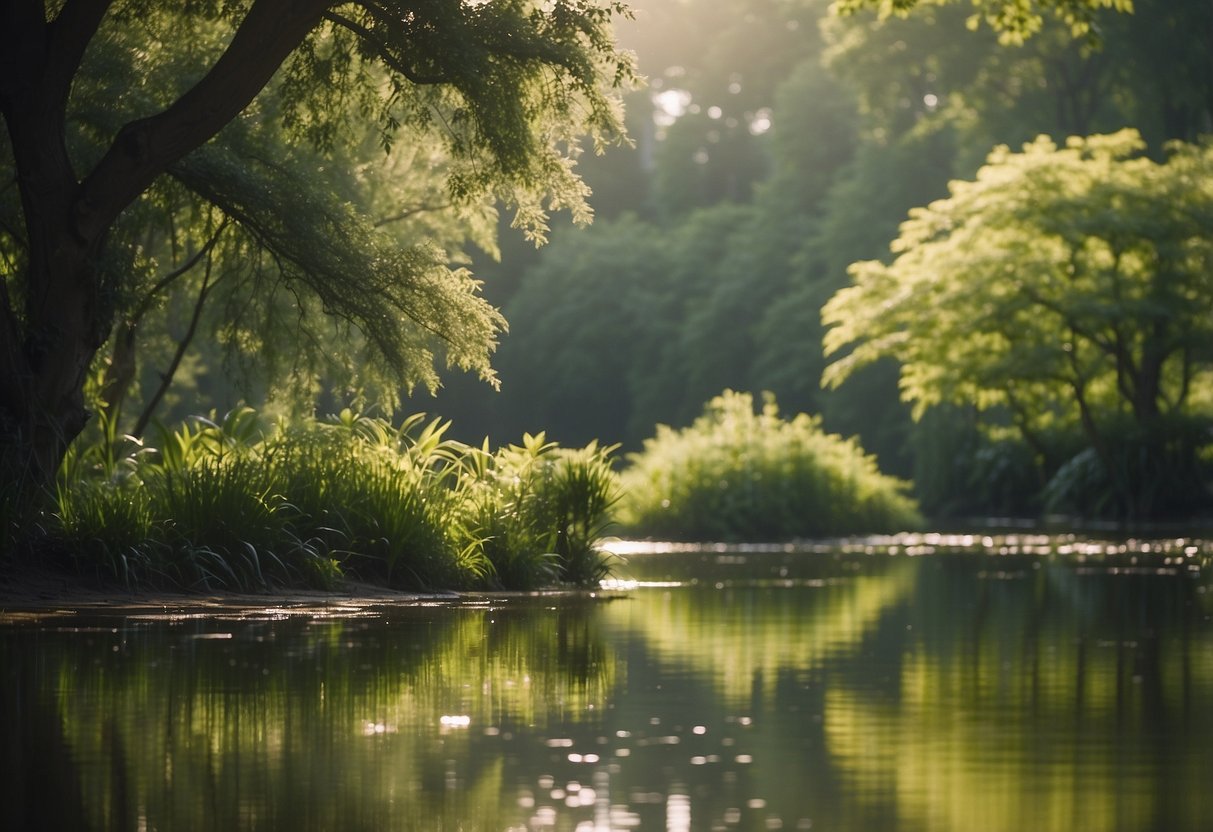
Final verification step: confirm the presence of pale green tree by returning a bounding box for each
[823,130,1213,517]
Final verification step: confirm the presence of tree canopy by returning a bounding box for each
[0,0,633,487]
[823,130,1213,517]
[833,0,1134,43]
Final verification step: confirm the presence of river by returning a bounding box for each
[2,533,1211,830]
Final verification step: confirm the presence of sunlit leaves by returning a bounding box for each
[287,0,637,240]
[618,390,919,540]
[831,0,1133,44]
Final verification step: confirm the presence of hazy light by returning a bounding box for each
[654,88,692,127]
[923,93,939,110]
[667,793,691,832]
[707,105,723,120]
[749,107,773,135]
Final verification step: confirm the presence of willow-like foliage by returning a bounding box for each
[0,0,635,492]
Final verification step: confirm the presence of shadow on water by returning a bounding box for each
[2,535,1213,830]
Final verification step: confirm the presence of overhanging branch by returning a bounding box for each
[76,0,331,244]
[322,9,450,85]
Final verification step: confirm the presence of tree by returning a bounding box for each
[823,130,1213,518]
[86,86,502,437]
[833,0,1133,44]
[495,213,672,449]
[0,0,632,497]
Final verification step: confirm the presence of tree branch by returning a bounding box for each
[0,1,47,107]
[132,253,220,438]
[374,201,453,227]
[128,219,230,326]
[75,0,331,244]
[321,9,450,85]
[44,0,114,107]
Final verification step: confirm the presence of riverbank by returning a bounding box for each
[0,562,454,615]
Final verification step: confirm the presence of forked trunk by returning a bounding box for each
[0,0,331,508]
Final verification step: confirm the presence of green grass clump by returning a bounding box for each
[617,390,920,541]
[461,434,619,589]
[268,411,483,590]
[47,408,619,592]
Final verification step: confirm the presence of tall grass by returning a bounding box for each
[269,411,481,590]
[47,408,620,592]
[460,434,619,589]
[617,390,921,541]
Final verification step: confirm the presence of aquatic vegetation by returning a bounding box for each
[47,408,619,591]
[617,390,921,540]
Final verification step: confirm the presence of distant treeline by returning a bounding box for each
[431,0,1213,522]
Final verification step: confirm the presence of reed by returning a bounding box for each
[268,412,484,589]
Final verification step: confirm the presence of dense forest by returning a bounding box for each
[425,0,1213,521]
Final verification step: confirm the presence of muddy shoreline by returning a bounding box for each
[0,563,622,621]
[0,563,466,616]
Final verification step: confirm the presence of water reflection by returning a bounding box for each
[2,540,1212,830]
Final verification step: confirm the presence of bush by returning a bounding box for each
[47,408,619,592]
[618,390,920,541]
[1042,418,1213,520]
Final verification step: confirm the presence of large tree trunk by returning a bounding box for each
[0,2,111,496]
[0,239,106,495]
[0,0,330,502]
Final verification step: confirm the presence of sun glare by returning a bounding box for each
[654,88,693,127]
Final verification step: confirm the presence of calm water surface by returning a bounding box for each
[3,535,1213,831]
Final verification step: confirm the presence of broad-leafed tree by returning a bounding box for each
[823,130,1213,517]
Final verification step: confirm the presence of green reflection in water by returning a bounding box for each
[2,603,615,831]
[600,559,916,704]
[3,544,1213,831]
[820,558,1213,831]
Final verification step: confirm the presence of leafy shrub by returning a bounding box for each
[1042,418,1213,520]
[618,390,920,541]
